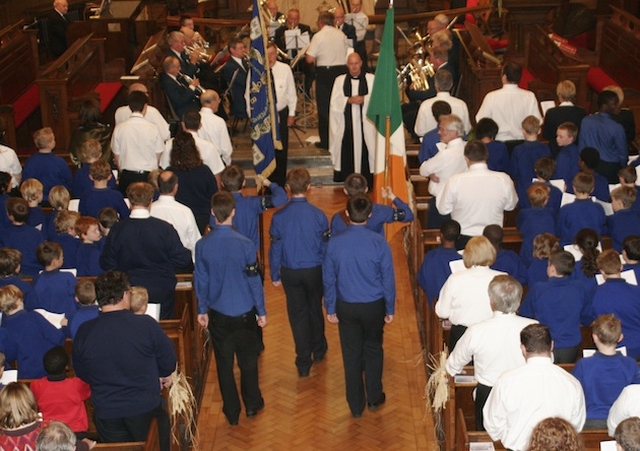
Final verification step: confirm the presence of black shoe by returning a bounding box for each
[246,401,265,418]
[352,412,362,419]
[367,393,386,411]
[298,368,310,377]
[227,417,239,425]
[313,354,325,363]
[314,142,327,149]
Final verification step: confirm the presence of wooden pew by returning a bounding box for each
[422,227,524,255]
[92,418,158,451]
[0,21,41,151]
[36,33,124,153]
[525,25,590,108]
[160,303,194,387]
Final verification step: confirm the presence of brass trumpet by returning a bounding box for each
[258,0,286,26]
[179,72,205,95]
[185,43,212,64]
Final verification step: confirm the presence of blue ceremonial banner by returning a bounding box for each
[249,0,280,184]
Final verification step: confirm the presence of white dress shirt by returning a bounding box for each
[161,130,224,175]
[111,113,163,172]
[307,26,349,67]
[346,11,369,42]
[114,105,171,142]
[446,312,538,386]
[435,266,506,327]
[198,107,233,165]
[607,384,640,436]
[414,92,472,137]
[436,163,518,236]
[475,84,541,141]
[272,60,297,115]
[419,137,467,198]
[150,195,201,259]
[0,144,22,187]
[483,356,586,451]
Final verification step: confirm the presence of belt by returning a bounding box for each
[122,169,151,174]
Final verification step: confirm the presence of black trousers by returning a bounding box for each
[94,403,171,451]
[269,107,289,187]
[427,197,451,229]
[119,169,150,196]
[336,299,386,416]
[449,324,468,352]
[597,160,623,184]
[475,383,493,431]
[553,345,580,364]
[208,308,263,423]
[280,266,327,372]
[315,65,347,147]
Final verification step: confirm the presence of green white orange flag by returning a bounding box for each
[366,4,410,240]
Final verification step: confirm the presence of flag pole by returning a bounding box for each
[384,115,391,206]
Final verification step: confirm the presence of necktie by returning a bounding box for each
[270,69,278,106]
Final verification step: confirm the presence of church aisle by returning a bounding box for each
[196,186,434,450]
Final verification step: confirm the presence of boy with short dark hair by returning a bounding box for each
[556,172,607,245]
[97,207,118,236]
[72,139,116,198]
[51,210,81,270]
[524,157,563,215]
[622,235,640,283]
[516,183,556,266]
[74,216,104,277]
[608,186,640,252]
[79,160,129,219]
[0,197,44,276]
[483,224,527,285]
[20,178,45,232]
[519,250,591,363]
[417,219,463,307]
[569,147,610,202]
[22,127,72,199]
[30,346,91,436]
[269,168,329,377]
[33,242,78,321]
[572,314,640,429]
[509,116,551,207]
[0,247,39,310]
[553,122,580,189]
[0,284,65,378]
[591,249,640,359]
[475,117,509,174]
[330,173,414,236]
[68,280,99,340]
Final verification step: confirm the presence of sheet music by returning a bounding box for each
[285,30,309,50]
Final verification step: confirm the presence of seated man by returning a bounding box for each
[483,324,586,451]
[159,56,201,119]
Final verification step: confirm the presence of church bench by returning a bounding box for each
[92,418,158,451]
[422,227,523,255]
[36,33,124,153]
[0,21,41,152]
[160,303,194,387]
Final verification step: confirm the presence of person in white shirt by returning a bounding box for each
[419,114,467,228]
[266,42,297,186]
[483,323,586,451]
[435,236,506,350]
[608,385,640,436]
[198,90,232,166]
[346,0,369,67]
[414,70,470,138]
[475,61,541,145]
[306,11,349,149]
[0,142,21,188]
[114,83,171,143]
[150,170,201,262]
[446,274,538,430]
[436,140,518,242]
[111,91,164,195]
[161,111,224,187]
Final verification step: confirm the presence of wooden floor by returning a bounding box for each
[195,186,435,450]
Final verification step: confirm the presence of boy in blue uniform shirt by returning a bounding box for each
[0,197,44,276]
[0,284,65,379]
[476,118,509,174]
[269,168,329,377]
[483,224,527,285]
[0,172,11,230]
[79,160,129,220]
[0,248,39,310]
[567,147,610,202]
[418,101,451,164]
[33,241,78,321]
[324,194,395,418]
[518,157,562,215]
[608,186,640,252]
[618,165,640,212]
[195,191,266,425]
[51,210,81,270]
[44,186,71,240]
[519,250,591,363]
[72,139,116,199]
[509,116,551,208]
[572,314,640,429]
[517,183,556,266]
[68,279,99,340]
[622,236,640,282]
[417,220,462,307]
[20,179,46,232]
[330,173,414,236]
[557,173,607,246]
[553,122,580,189]
[22,127,72,200]
[74,216,104,277]
[591,249,640,359]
